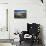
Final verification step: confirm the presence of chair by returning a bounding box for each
[19,23,40,46]
[27,23,40,43]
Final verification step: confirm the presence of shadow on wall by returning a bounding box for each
[40,25,45,46]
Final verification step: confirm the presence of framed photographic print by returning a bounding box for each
[14,10,26,18]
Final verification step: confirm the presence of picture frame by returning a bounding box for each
[14,10,27,18]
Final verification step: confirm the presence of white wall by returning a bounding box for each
[0,4,9,39]
[8,0,46,46]
[0,0,13,46]
[0,0,46,46]
[0,0,8,3]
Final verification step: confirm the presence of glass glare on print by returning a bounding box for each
[14,10,26,18]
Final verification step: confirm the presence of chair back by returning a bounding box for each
[27,23,40,36]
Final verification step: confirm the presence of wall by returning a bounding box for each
[0,4,9,39]
[0,0,8,3]
[9,0,46,44]
[8,0,43,36]
[8,0,46,45]
[0,0,13,46]
[0,0,46,46]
